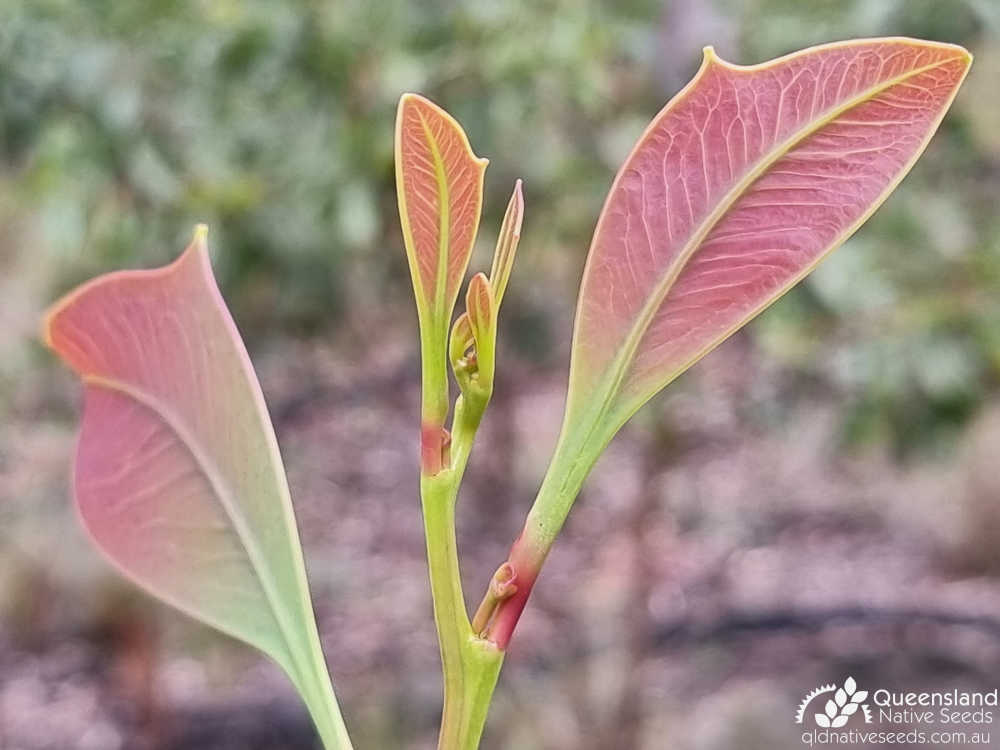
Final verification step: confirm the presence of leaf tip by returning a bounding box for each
[901,37,974,70]
[906,37,974,65]
[39,301,59,351]
[699,45,738,75]
[40,276,88,356]
[188,222,210,257]
[508,179,525,241]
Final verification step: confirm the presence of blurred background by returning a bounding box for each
[2,0,999,748]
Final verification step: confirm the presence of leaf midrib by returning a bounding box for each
[417,110,452,326]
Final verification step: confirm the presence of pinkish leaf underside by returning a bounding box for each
[76,386,280,631]
[571,40,970,419]
[45,243,315,662]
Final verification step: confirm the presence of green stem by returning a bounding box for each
[420,360,504,749]
[421,468,504,749]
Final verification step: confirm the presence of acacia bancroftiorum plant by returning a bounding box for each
[43,38,971,749]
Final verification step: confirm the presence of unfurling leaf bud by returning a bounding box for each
[465,272,497,391]
[488,180,523,309]
[449,312,475,393]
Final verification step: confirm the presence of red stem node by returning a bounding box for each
[484,531,545,649]
[421,423,450,476]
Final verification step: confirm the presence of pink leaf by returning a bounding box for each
[567,38,971,433]
[395,93,489,473]
[43,227,351,747]
[395,93,488,327]
[487,38,971,651]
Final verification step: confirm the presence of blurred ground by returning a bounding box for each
[3,1,1000,749]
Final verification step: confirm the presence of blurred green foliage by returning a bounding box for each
[2,0,998,454]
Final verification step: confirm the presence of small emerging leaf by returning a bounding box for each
[43,227,352,749]
[466,272,497,389]
[449,312,476,398]
[396,93,489,473]
[488,179,524,308]
[450,312,475,368]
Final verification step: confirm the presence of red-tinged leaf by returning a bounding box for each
[396,93,488,330]
[567,38,971,435]
[486,38,971,651]
[43,227,352,749]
